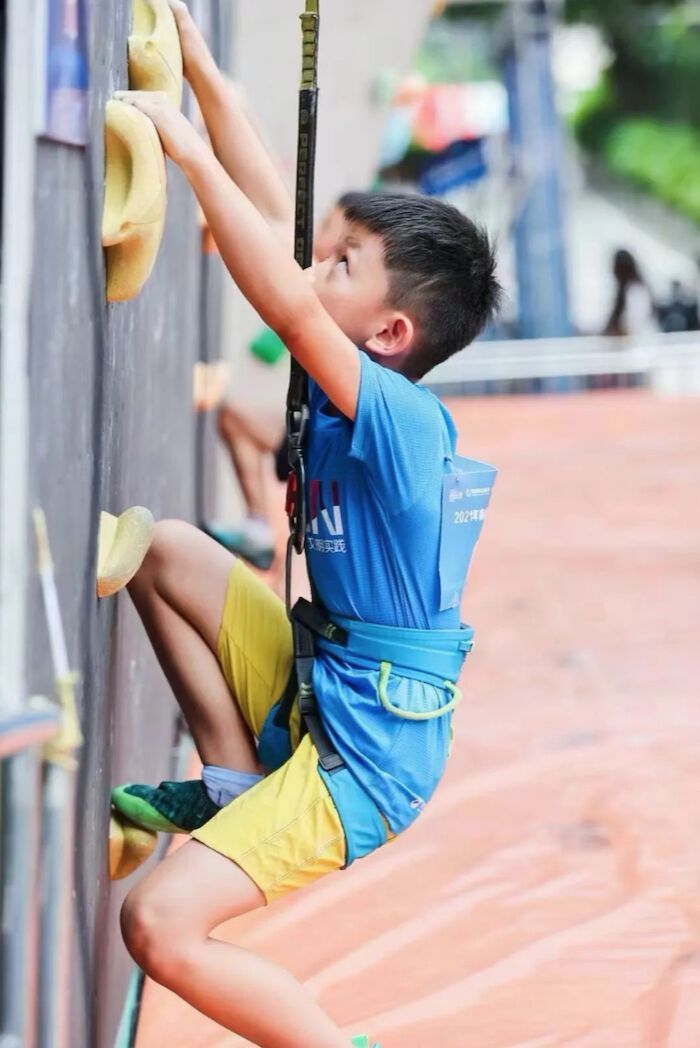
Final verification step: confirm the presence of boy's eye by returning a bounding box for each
[337,255,348,271]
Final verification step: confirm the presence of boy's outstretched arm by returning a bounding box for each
[119,92,360,420]
[168,0,294,247]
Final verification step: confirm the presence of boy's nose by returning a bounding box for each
[304,265,316,286]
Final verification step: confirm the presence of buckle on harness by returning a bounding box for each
[285,457,307,554]
[318,750,345,773]
[297,685,315,718]
[292,598,348,647]
[285,403,310,556]
[298,683,344,773]
[285,469,298,520]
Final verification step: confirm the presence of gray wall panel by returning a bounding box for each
[24,3,226,1043]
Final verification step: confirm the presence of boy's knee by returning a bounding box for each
[121,888,188,983]
[130,519,198,591]
[135,521,193,586]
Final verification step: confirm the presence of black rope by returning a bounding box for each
[285,1,320,615]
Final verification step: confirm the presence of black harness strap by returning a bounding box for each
[292,597,348,646]
[280,2,344,775]
[274,600,345,774]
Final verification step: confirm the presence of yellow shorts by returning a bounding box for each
[191,560,388,902]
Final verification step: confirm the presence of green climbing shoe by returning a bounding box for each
[111,779,220,834]
[350,1037,381,1048]
[200,521,275,571]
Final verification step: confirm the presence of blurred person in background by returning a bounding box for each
[598,248,659,389]
[603,248,659,339]
[204,192,366,570]
[658,278,698,334]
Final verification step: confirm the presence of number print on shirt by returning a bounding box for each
[454,508,486,524]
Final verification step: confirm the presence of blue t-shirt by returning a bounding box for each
[305,353,460,833]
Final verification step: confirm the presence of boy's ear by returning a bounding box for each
[364,313,414,358]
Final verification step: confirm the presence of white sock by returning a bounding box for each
[201,765,263,807]
[241,515,274,546]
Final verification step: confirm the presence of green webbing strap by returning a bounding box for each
[377,662,463,721]
[300,1,320,91]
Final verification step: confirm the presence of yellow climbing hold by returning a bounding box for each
[96,506,155,598]
[109,811,158,880]
[129,0,184,106]
[193,360,231,412]
[102,99,167,302]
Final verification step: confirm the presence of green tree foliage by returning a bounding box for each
[566,0,678,35]
[566,0,700,125]
[567,0,700,222]
[604,117,700,223]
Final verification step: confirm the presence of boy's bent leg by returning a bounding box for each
[217,400,284,518]
[121,839,347,1048]
[127,520,260,773]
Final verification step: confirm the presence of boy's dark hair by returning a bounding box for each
[342,192,501,379]
[336,190,367,210]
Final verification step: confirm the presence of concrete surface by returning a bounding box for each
[136,389,700,1047]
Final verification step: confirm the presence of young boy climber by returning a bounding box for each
[111,3,501,1046]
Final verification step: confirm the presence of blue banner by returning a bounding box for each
[43,0,89,146]
[419,139,487,197]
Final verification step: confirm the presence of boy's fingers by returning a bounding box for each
[168,0,190,21]
[114,90,168,106]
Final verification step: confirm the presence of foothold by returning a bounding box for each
[109,811,158,880]
[250,327,287,367]
[97,506,155,598]
[129,0,184,106]
[193,360,231,412]
[102,99,167,302]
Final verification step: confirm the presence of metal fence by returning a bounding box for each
[426,332,700,395]
[0,706,66,1048]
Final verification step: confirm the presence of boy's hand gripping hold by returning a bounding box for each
[113,90,203,168]
[167,0,219,89]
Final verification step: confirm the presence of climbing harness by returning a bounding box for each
[273,599,476,772]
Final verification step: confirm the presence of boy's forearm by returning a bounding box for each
[181,142,310,337]
[189,67,294,242]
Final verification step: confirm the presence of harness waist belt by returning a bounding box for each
[306,606,474,686]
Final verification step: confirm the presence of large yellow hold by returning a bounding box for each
[129,0,184,106]
[102,100,167,302]
[96,506,155,598]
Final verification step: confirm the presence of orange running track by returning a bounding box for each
[136,391,700,1047]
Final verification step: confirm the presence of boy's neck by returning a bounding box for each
[363,346,417,382]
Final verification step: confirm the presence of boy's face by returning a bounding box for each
[309,217,392,350]
[313,204,347,262]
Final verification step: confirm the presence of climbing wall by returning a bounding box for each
[23,3,230,1044]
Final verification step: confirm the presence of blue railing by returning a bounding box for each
[0,706,66,1047]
